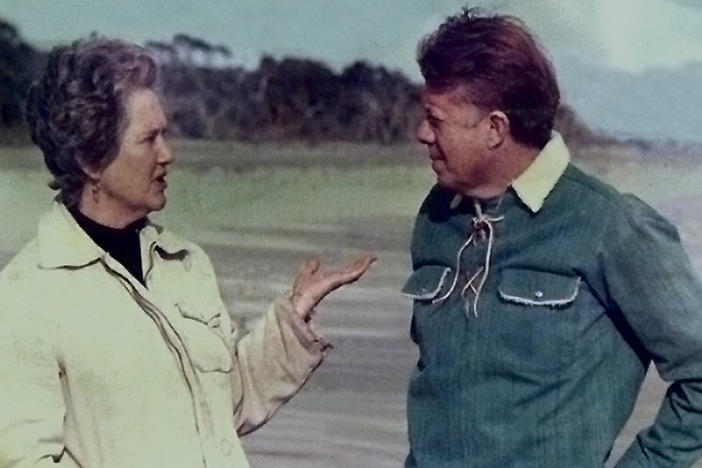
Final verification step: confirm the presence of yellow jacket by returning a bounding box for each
[0,202,330,467]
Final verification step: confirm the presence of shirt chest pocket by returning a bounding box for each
[402,265,454,302]
[490,268,582,373]
[402,265,465,347]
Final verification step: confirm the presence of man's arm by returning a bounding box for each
[596,196,702,467]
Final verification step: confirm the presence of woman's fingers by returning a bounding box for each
[291,254,376,320]
[297,256,320,276]
[327,255,376,288]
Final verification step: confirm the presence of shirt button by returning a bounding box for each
[220,438,233,456]
[534,290,544,298]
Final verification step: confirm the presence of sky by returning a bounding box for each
[1,0,701,141]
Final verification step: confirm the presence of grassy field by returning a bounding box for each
[2,141,702,467]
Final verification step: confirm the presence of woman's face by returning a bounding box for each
[89,87,173,226]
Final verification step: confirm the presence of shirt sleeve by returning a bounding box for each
[595,196,702,468]
[0,287,76,467]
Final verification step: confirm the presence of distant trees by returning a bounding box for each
[154,43,423,143]
[0,19,600,148]
[554,104,611,147]
[147,33,232,68]
[0,19,43,130]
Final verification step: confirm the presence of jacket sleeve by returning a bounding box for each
[190,247,330,435]
[0,287,77,467]
[229,296,331,435]
[594,196,702,468]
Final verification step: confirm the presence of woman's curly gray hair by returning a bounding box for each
[25,37,158,206]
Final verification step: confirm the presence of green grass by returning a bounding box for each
[161,164,433,234]
[0,143,434,254]
[2,141,701,255]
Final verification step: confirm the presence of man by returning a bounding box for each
[403,7,702,468]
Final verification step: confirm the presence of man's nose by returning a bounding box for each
[416,120,435,145]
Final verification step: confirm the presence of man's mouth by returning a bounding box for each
[428,150,443,162]
[431,159,445,173]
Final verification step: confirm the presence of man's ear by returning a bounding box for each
[486,111,510,149]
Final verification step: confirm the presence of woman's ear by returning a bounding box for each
[486,111,510,149]
[78,157,102,182]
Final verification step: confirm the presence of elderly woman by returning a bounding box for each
[0,38,373,467]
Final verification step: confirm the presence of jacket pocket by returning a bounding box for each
[491,268,582,372]
[402,265,454,302]
[176,300,233,373]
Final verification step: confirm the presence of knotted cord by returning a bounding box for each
[432,199,503,317]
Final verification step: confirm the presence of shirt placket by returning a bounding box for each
[433,199,504,318]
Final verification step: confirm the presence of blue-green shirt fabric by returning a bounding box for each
[404,164,702,467]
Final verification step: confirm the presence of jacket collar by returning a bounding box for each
[510,132,570,213]
[37,202,189,269]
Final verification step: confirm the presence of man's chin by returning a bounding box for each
[435,175,459,191]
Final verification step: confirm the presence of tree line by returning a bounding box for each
[0,20,602,147]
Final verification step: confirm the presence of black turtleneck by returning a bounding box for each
[70,208,147,286]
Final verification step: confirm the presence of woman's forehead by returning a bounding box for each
[124,88,167,131]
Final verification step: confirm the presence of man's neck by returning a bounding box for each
[464,143,541,200]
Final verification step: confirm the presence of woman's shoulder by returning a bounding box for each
[0,238,54,321]
[0,238,41,287]
[144,223,209,260]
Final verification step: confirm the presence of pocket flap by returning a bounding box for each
[402,265,453,301]
[175,297,222,326]
[498,268,580,307]
[175,301,232,373]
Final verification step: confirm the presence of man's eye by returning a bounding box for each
[427,116,441,127]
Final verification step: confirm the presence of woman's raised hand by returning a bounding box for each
[290,254,376,321]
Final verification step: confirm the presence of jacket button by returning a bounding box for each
[220,438,233,456]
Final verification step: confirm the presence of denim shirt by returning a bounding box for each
[403,134,702,467]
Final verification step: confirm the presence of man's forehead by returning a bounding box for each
[422,85,477,110]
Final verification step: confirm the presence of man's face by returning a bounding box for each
[416,86,493,196]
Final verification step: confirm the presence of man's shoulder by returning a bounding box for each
[557,163,676,237]
[554,163,653,217]
[558,164,624,206]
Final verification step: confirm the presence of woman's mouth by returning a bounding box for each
[154,174,168,189]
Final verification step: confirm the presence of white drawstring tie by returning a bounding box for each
[432,199,503,317]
